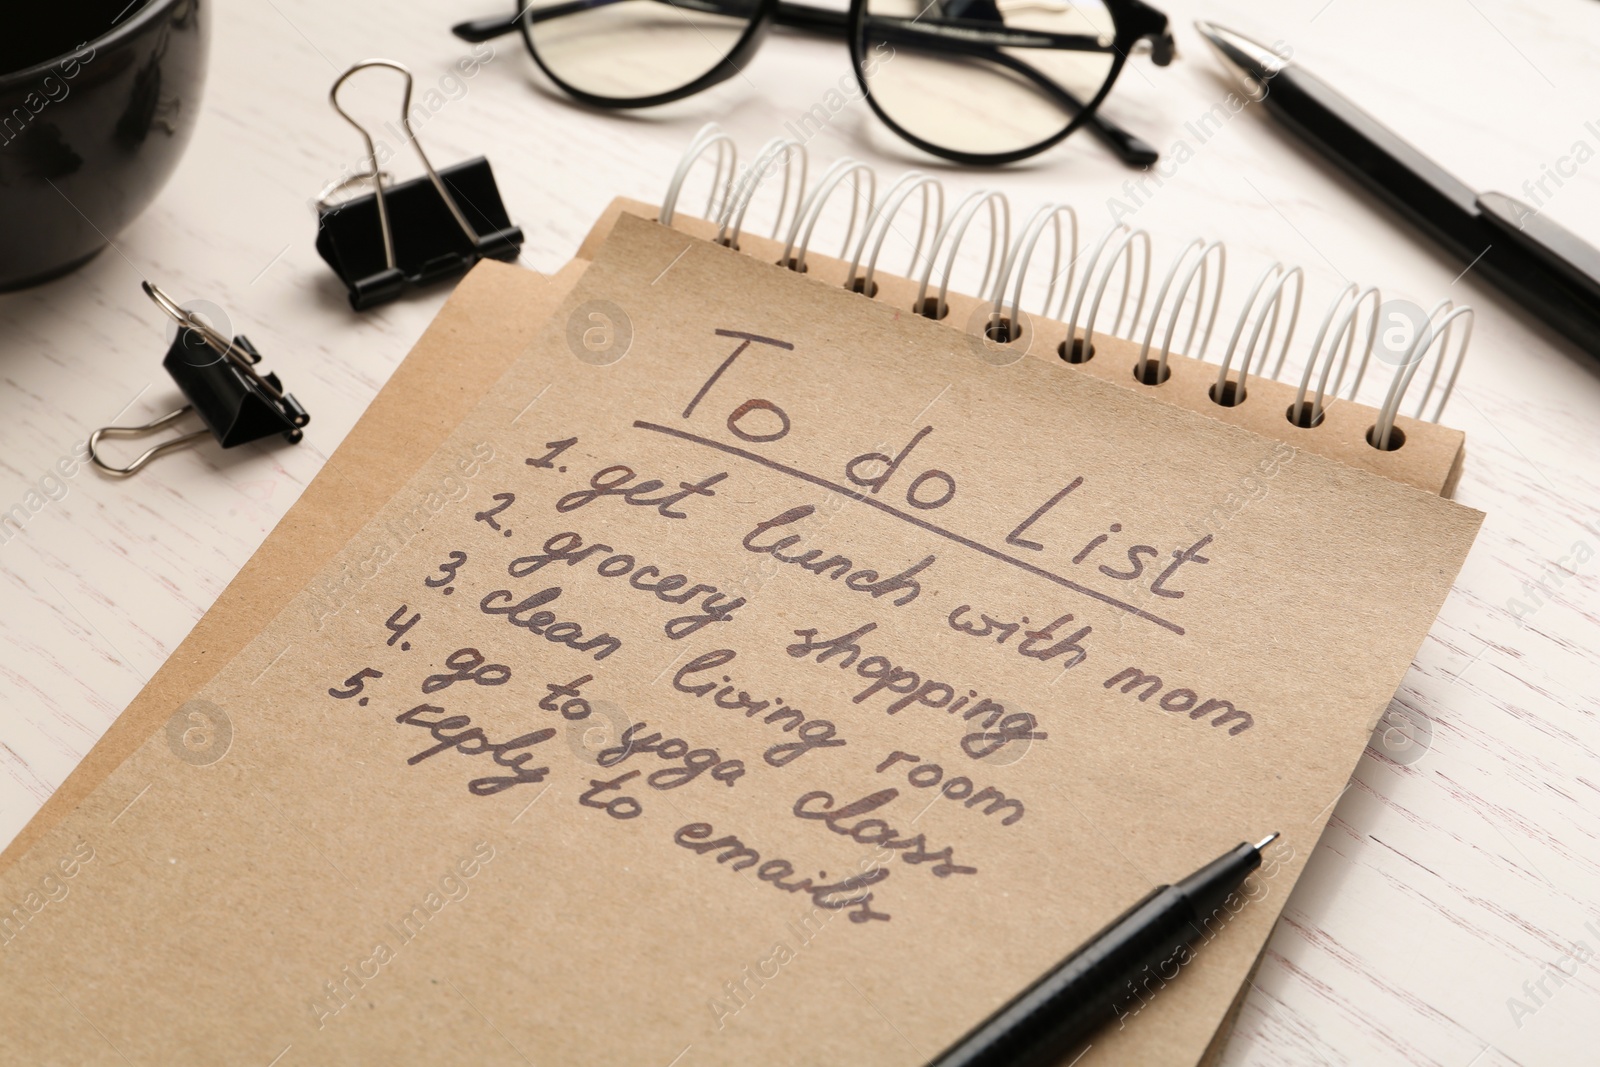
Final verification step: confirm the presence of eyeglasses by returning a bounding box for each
[452,0,1174,167]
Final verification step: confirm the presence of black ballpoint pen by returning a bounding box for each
[1196,22,1600,365]
[927,832,1279,1067]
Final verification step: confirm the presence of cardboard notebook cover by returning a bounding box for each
[0,215,1480,1066]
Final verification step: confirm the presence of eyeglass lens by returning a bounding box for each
[517,0,761,102]
[857,0,1119,158]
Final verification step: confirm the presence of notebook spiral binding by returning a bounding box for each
[661,124,1472,455]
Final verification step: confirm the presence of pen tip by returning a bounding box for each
[1193,21,1288,86]
[1254,831,1280,851]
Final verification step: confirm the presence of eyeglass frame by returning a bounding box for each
[453,0,1175,167]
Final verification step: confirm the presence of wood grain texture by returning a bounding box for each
[1,0,1597,1063]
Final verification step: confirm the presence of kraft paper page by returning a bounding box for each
[0,214,1481,1066]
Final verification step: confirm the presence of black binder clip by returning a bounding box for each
[315,59,522,310]
[88,283,309,477]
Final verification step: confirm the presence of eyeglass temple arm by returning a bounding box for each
[453,0,615,40]
[450,1,1161,166]
[453,0,743,38]
[451,13,513,41]
[455,0,826,39]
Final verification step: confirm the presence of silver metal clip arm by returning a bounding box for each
[87,407,207,478]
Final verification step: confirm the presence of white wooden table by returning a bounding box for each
[3,0,1598,1063]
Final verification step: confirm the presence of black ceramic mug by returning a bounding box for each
[0,0,208,291]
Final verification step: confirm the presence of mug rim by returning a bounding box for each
[0,0,183,91]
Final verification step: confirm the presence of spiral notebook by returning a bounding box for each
[0,136,1482,1067]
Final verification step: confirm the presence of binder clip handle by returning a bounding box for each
[329,59,486,270]
[88,283,309,477]
[88,407,209,477]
